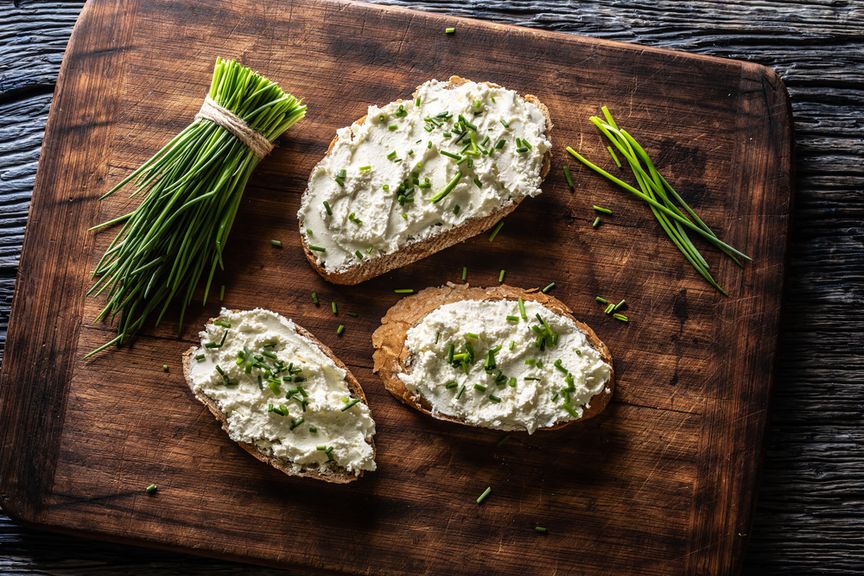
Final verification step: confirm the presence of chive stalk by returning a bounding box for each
[476,486,492,504]
[488,220,505,242]
[311,291,319,306]
[85,58,306,356]
[336,324,345,336]
[430,171,463,203]
[461,266,468,282]
[541,282,556,293]
[498,269,506,283]
[563,164,575,191]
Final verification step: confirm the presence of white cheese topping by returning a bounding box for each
[298,78,551,273]
[399,299,612,434]
[187,308,376,476]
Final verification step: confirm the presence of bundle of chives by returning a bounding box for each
[566,107,750,295]
[86,58,306,357]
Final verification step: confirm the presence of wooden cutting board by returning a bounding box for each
[0,0,792,574]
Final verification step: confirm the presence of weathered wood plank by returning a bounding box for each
[0,0,861,575]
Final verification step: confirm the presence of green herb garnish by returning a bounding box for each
[613,313,630,322]
[593,205,613,215]
[476,486,492,504]
[461,266,468,282]
[534,526,548,534]
[563,164,576,190]
[271,239,283,248]
[567,106,750,294]
[322,200,332,215]
[541,282,556,293]
[488,220,505,242]
[445,27,456,34]
[394,288,415,294]
[336,324,345,336]
[331,301,338,315]
[592,216,602,228]
[430,171,463,203]
[311,291,320,306]
[145,483,158,495]
[498,269,506,283]
[85,58,306,357]
[341,397,361,411]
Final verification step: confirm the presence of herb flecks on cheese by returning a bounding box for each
[299,79,550,273]
[188,308,376,475]
[398,300,611,434]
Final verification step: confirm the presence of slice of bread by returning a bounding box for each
[372,284,613,432]
[183,310,375,484]
[299,76,553,285]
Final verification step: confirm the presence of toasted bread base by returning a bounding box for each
[300,76,554,285]
[182,319,375,484]
[371,284,614,431]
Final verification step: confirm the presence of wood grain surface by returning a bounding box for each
[0,3,860,571]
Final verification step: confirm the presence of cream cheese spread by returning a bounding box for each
[188,308,376,476]
[398,299,611,433]
[298,78,551,273]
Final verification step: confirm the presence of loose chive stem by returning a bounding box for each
[518,298,527,320]
[394,289,415,294]
[613,313,630,322]
[162,364,169,372]
[604,303,615,314]
[476,486,492,504]
[535,526,548,534]
[271,239,283,248]
[311,291,320,306]
[563,164,576,191]
[445,26,456,34]
[219,284,225,301]
[145,483,158,495]
[430,171,463,203]
[595,296,608,304]
[607,145,622,167]
[488,220,505,242]
[593,205,613,215]
[541,282,556,293]
[461,266,468,282]
[336,324,345,336]
[331,301,338,315]
[498,269,506,283]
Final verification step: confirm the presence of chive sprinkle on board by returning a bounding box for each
[311,291,319,306]
[535,526,548,534]
[219,284,225,301]
[336,324,345,336]
[270,239,283,248]
[394,289,415,294]
[592,216,602,228]
[331,301,338,315]
[563,164,576,191]
[445,26,456,34]
[162,364,169,373]
[461,266,468,282]
[567,106,750,295]
[593,205,613,215]
[541,282,556,293]
[498,269,506,283]
[476,486,492,504]
[145,483,158,495]
[488,220,505,242]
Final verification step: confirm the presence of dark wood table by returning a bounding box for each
[0,1,861,574]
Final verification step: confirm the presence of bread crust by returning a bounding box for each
[371,284,614,431]
[300,75,554,285]
[182,318,375,484]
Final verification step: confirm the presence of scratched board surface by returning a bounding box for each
[0,0,791,574]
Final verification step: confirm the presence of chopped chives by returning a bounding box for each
[607,145,622,167]
[595,296,608,304]
[415,97,421,106]
[387,150,399,161]
[488,220,505,242]
[214,319,231,328]
[348,212,363,225]
[359,165,372,172]
[336,324,345,336]
[195,353,205,362]
[604,303,615,315]
[388,124,398,131]
[495,139,506,150]
[219,284,225,301]
[162,364,169,372]
[524,376,542,381]
[308,425,318,433]
[354,250,363,260]
[453,204,461,215]
[507,377,517,387]
[498,269,506,283]
[395,104,407,118]
[488,394,502,403]
[311,291,320,306]
[613,299,627,311]
[455,384,466,399]
[271,239,283,248]
[440,150,462,161]
[613,313,630,322]
[563,164,575,190]
[445,26,456,34]
[347,311,359,317]
[593,205,613,215]
[534,526,548,534]
[506,315,519,323]
[290,417,305,430]
[474,383,487,392]
[461,266,468,281]
[341,397,361,411]
[430,171,463,203]
[476,486,492,505]
[445,381,458,389]
[541,282,556,293]
[334,168,347,186]
[500,119,510,128]
[145,483,158,495]
[518,298,527,320]
[322,200,332,216]
[473,176,483,188]
[308,244,326,252]
[331,301,338,315]
[394,288,415,294]
[592,216,602,228]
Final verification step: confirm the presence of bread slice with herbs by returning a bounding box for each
[183,308,376,484]
[372,284,613,433]
[298,75,553,285]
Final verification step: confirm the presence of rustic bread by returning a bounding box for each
[300,75,553,285]
[183,313,375,484]
[372,284,613,431]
